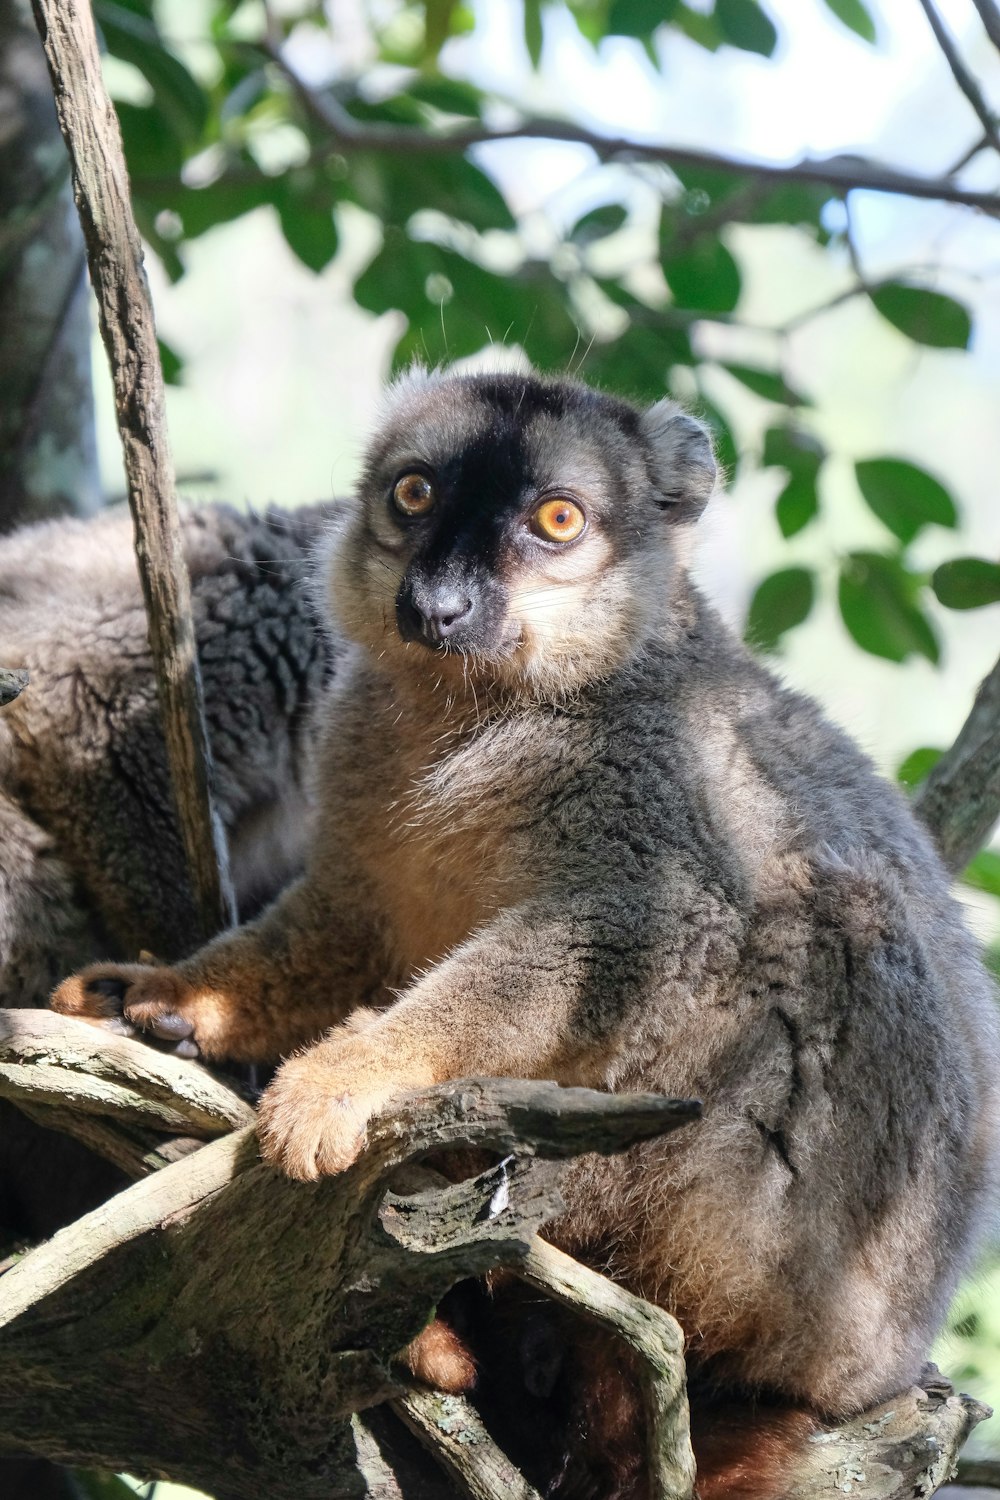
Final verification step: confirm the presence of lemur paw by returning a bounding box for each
[256,1049,397,1180]
[50,964,200,1059]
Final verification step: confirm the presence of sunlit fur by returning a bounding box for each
[52,364,1000,1500]
[325,364,712,703]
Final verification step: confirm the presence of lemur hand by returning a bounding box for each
[257,1015,430,1180]
[50,963,201,1058]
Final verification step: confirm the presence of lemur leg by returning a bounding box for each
[257,896,652,1179]
[50,877,385,1064]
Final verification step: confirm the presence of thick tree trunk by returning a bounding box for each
[0,0,99,532]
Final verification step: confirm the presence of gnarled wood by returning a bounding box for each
[0,1071,700,1500]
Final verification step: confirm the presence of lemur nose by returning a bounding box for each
[397,578,475,646]
[421,590,473,643]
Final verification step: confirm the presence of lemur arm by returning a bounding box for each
[255,892,684,1179]
[49,876,386,1065]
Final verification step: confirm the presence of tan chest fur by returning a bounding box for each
[327,670,538,980]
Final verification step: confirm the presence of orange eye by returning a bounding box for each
[531,496,586,543]
[393,473,435,516]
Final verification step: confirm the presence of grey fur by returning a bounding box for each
[49,370,1000,1459]
[0,501,335,1006]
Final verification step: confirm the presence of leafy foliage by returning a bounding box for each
[869,283,972,350]
[745,567,815,651]
[855,459,957,545]
[933,558,1000,610]
[838,552,939,664]
[94,0,993,793]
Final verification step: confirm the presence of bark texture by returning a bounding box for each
[0,1044,698,1500]
[0,1020,989,1500]
[29,0,235,945]
[916,652,1000,873]
[0,0,99,532]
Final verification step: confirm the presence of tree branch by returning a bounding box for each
[915,651,1000,872]
[971,0,1000,54]
[0,668,28,706]
[0,1075,699,1499]
[260,39,1000,215]
[29,0,235,945]
[516,1238,694,1500]
[0,1009,254,1176]
[917,0,1000,156]
[394,1391,543,1500]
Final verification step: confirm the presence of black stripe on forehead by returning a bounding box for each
[464,372,644,438]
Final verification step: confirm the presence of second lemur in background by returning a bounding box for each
[1,502,333,1242]
[54,367,1000,1500]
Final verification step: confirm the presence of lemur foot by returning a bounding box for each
[50,964,200,1058]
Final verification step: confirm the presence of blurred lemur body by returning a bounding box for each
[1,502,333,1238]
[53,371,1000,1499]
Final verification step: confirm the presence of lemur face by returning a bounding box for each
[327,368,716,695]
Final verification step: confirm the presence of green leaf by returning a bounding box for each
[745,567,815,651]
[570,203,628,245]
[715,0,778,56]
[115,102,184,177]
[896,746,944,788]
[157,337,183,386]
[524,0,544,66]
[855,458,958,545]
[962,850,1000,898]
[669,163,747,208]
[820,0,877,42]
[673,1,723,48]
[762,425,824,474]
[870,283,972,350]
[662,234,741,313]
[71,1474,143,1500]
[775,472,819,537]
[96,2,208,140]
[932,558,1000,609]
[584,327,673,403]
[360,151,516,231]
[838,552,940,663]
[143,175,278,239]
[406,77,483,117]
[608,0,677,38]
[746,181,833,231]
[275,175,339,272]
[357,237,577,369]
[722,362,808,405]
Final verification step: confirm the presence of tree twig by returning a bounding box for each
[971,0,1000,54]
[394,1390,543,1500]
[256,38,1000,216]
[29,0,235,946]
[915,651,1000,873]
[517,1237,695,1500]
[917,0,1000,156]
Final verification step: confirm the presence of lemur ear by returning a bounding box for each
[639,400,717,523]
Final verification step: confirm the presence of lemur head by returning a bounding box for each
[327,365,716,696]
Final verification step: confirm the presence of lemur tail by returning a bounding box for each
[691,1399,820,1499]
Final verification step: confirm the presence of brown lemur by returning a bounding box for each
[1,501,334,1239]
[51,368,1000,1499]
